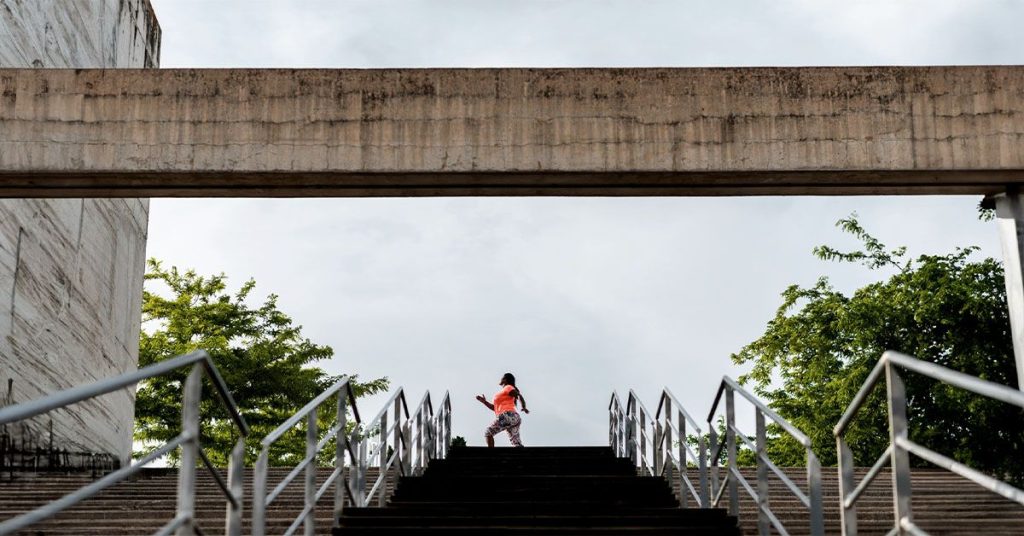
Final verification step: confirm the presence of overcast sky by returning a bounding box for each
[146,0,1023,446]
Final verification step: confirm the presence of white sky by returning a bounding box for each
[146,0,1022,446]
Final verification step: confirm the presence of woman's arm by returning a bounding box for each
[516,391,529,414]
[475,394,494,411]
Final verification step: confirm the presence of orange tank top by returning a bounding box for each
[492,385,518,415]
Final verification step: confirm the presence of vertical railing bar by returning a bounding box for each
[640,408,648,475]
[838,437,858,536]
[887,364,914,530]
[377,411,388,507]
[175,364,201,536]
[755,408,769,536]
[333,389,348,523]
[225,437,244,536]
[252,450,269,536]
[304,408,318,536]
[725,387,738,517]
[807,450,825,536]
[709,422,719,504]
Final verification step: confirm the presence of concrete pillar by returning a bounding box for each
[994,189,1024,390]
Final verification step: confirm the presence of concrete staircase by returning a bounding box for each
[2,459,1023,534]
[337,446,741,534]
[674,467,1024,535]
[0,467,390,535]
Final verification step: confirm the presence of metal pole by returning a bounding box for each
[725,387,738,516]
[175,364,201,536]
[444,402,452,458]
[304,409,318,536]
[755,409,769,536]
[807,450,825,536]
[677,409,687,508]
[708,423,719,503]
[994,189,1024,389]
[225,437,244,536]
[837,438,858,536]
[654,421,663,476]
[886,364,914,531]
[393,396,403,484]
[696,416,709,509]
[378,412,388,506]
[402,420,412,475]
[640,409,648,475]
[252,451,269,536]
[334,390,348,522]
[627,403,637,466]
[661,397,672,479]
[415,409,423,474]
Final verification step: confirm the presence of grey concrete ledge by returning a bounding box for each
[1,67,1023,196]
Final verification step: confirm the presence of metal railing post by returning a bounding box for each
[252,450,268,536]
[676,409,688,508]
[696,414,709,508]
[886,364,914,531]
[378,411,388,506]
[639,408,648,474]
[725,387,738,516]
[708,424,719,501]
[226,437,244,536]
[662,398,672,452]
[415,409,423,474]
[350,430,365,508]
[402,420,412,475]
[654,420,663,476]
[609,407,617,455]
[837,437,857,536]
[304,409,318,536]
[334,390,349,521]
[627,402,637,465]
[175,364,201,536]
[393,396,403,483]
[807,449,825,536]
[755,408,769,536]
[443,401,452,458]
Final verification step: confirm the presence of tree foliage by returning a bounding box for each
[733,215,1024,481]
[135,260,389,466]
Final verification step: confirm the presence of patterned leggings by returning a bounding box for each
[484,411,523,447]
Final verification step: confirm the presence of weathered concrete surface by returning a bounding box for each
[0,0,159,464]
[0,0,160,68]
[1,66,1023,196]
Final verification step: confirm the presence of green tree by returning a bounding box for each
[733,215,1024,481]
[135,260,389,466]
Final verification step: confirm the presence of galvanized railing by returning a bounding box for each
[707,377,824,536]
[613,380,824,536]
[0,351,249,536]
[610,390,709,507]
[655,388,709,508]
[252,377,361,536]
[252,384,451,536]
[835,350,1024,536]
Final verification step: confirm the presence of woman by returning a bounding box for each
[476,372,529,447]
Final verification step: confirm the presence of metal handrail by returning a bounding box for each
[706,376,824,536]
[655,388,709,508]
[834,350,1024,536]
[0,350,249,536]
[252,377,361,536]
[252,384,452,536]
[625,390,657,475]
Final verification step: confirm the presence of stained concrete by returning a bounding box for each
[0,66,1023,196]
[0,0,159,464]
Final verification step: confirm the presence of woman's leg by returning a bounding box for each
[484,418,501,448]
[505,413,523,447]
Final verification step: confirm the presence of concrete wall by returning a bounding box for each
[0,0,159,464]
[1,66,1023,196]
